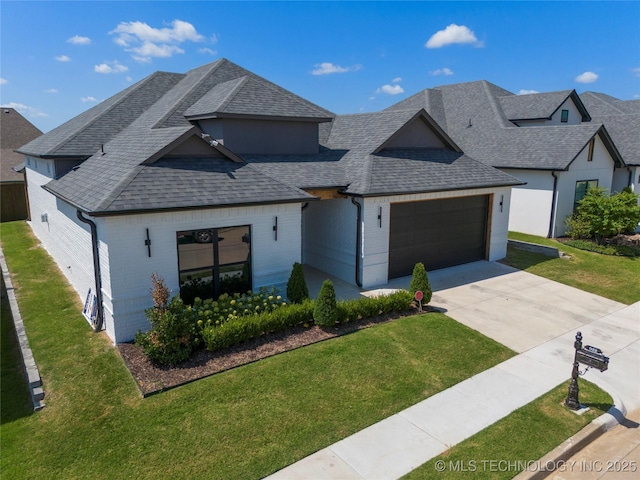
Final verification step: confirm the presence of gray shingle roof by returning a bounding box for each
[590,114,640,166]
[386,81,623,171]
[362,149,522,196]
[1,108,42,182]
[36,60,526,214]
[17,72,184,157]
[98,157,313,214]
[499,90,576,120]
[321,108,521,195]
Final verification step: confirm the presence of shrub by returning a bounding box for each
[201,300,314,351]
[338,290,414,322]
[286,262,309,304]
[409,262,432,307]
[564,239,640,257]
[313,280,340,327]
[135,295,197,366]
[571,187,640,244]
[565,212,593,240]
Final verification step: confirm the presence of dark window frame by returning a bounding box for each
[574,179,598,210]
[561,109,569,123]
[176,225,252,303]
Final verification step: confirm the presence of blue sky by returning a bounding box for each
[1,1,639,133]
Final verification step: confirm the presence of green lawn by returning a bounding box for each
[505,232,640,305]
[404,380,612,479]
[1,221,514,479]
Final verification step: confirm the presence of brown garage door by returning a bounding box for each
[389,195,489,278]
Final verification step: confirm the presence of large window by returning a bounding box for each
[574,180,598,210]
[177,225,251,304]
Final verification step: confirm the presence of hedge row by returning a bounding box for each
[201,289,414,352]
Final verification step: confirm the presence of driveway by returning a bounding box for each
[307,261,628,353]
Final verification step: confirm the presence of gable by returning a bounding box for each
[382,116,448,149]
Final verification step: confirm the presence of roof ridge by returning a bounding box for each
[152,60,226,128]
[45,71,178,155]
[215,76,249,113]
[481,80,510,128]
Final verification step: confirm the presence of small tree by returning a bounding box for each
[286,262,309,304]
[409,262,432,307]
[571,188,640,244]
[313,279,340,327]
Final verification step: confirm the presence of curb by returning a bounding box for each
[513,394,626,480]
[0,243,45,411]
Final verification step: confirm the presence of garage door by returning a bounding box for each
[389,195,489,278]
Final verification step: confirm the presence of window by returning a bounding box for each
[587,138,595,162]
[574,180,598,210]
[177,225,251,304]
[561,109,569,123]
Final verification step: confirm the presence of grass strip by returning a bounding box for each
[404,380,613,479]
[505,232,640,305]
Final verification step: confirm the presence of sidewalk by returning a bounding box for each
[268,264,639,479]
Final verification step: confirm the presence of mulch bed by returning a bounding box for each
[118,308,423,396]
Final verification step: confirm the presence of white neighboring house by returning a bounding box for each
[387,84,627,237]
[17,59,520,344]
[580,92,640,231]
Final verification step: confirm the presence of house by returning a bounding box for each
[386,82,627,238]
[17,59,520,344]
[580,92,640,212]
[1,108,42,222]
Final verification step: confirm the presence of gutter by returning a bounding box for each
[350,197,363,287]
[547,171,559,238]
[76,210,104,332]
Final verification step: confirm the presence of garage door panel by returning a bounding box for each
[389,195,488,278]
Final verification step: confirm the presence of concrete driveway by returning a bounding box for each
[307,261,628,354]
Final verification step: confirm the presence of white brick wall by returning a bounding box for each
[103,203,302,342]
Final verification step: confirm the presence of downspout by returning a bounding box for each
[76,210,104,332]
[351,197,363,287]
[547,171,559,238]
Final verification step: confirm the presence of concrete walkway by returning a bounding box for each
[267,262,639,479]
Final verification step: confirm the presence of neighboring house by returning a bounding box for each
[580,92,640,212]
[387,82,626,238]
[17,59,520,344]
[1,108,42,222]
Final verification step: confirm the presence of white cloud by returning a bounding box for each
[0,77,7,85]
[575,71,598,83]
[631,67,640,78]
[198,47,217,56]
[94,61,129,74]
[45,88,58,94]
[311,62,362,75]
[110,19,205,62]
[391,77,402,83]
[431,67,454,76]
[55,55,71,62]
[517,89,539,95]
[67,35,91,45]
[81,96,98,103]
[0,102,48,117]
[377,84,404,95]
[426,24,482,48]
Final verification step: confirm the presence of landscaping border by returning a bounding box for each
[0,243,45,411]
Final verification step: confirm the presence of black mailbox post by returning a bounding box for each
[565,332,610,410]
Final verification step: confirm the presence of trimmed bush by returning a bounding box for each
[135,295,198,366]
[201,300,314,351]
[313,280,340,327]
[286,262,309,304]
[409,262,432,306]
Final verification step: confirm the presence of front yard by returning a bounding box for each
[0,222,619,479]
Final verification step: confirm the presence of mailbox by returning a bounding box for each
[576,345,609,372]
